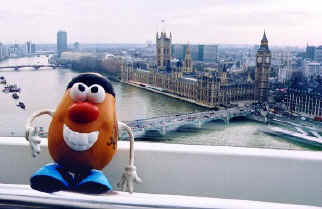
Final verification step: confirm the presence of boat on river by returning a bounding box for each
[260,125,322,148]
[17,101,26,110]
[12,92,19,99]
[3,84,21,93]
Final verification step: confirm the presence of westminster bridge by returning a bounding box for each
[120,107,253,139]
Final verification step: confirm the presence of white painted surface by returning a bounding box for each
[0,184,320,209]
[0,137,322,207]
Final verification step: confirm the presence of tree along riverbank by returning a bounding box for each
[52,53,122,82]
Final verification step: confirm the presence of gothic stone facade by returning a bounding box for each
[120,32,272,108]
[121,63,255,108]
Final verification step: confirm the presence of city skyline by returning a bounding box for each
[0,0,321,46]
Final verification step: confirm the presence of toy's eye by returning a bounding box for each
[70,82,88,101]
[88,84,105,103]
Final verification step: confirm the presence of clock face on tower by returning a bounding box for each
[257,56,262,63]
[265,56,270,64]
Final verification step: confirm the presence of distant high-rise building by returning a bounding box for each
[314,46,322,63]
[189,45,199,60]
[171,44,184,60]
[203,45,218,62]
[0,43,3,60]
[306,45,316,60]
[156,31,171,69]
[0,44,8,59]
[171,44,217,62]
[31,44,36,53]
[255,31,271,103]
[57,30,68,54]
[198,45,204,61]
[25,41,32,55]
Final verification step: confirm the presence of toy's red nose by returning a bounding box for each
[68,102,99,123]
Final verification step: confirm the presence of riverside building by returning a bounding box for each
[121,32,271,108]
[284,89,322,117]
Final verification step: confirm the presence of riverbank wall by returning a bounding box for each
[121,81,274,124]
[122,81,215,109]
[247,114,268,124]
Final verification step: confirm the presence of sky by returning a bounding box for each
[0,0,321,46]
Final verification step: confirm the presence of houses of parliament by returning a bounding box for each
[121,32,271,108]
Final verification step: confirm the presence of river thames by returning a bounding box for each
[0,56,315,150]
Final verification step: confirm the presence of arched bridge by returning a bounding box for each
[120,108,253,139]
[0,64,65,71]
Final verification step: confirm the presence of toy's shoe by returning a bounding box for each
[74,169,112,194]
[30,163,72,193]
[31,164,111,194]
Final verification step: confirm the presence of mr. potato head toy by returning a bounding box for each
[25,73,141,194]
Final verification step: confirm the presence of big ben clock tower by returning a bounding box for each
[255,31,271,103]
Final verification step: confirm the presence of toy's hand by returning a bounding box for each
[117,165,142,193]
[26,126,42,158]
[25,109,54,158]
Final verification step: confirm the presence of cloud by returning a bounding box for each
[0,0,321,45]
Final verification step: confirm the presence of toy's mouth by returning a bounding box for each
[63,124,99,151]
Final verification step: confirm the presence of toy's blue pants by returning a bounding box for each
[30,163,112,194]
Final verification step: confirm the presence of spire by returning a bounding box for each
[247,70,253,83]
[183,43,192,73]
[185,43,190,55]
[220,64,227,85]
[262,30,268,42]
[259,30,269,51]
[222,64,227,73]
[260,30,268,46]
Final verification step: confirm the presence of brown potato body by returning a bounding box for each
[48,90,118,172]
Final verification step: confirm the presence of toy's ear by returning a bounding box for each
[111,97,118,149]
[114,110,118,140]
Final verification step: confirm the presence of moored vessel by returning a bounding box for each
[12,92,19,99]
[3,84,21,93]
[17,101,26,110]
[260,125,322,148]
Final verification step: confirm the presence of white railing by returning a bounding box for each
[0,137,322,208]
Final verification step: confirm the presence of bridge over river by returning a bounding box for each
[120,108,253,139]
[0,64,65,71]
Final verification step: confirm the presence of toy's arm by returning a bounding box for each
[25,109,54,158]
[117,121,142,193]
